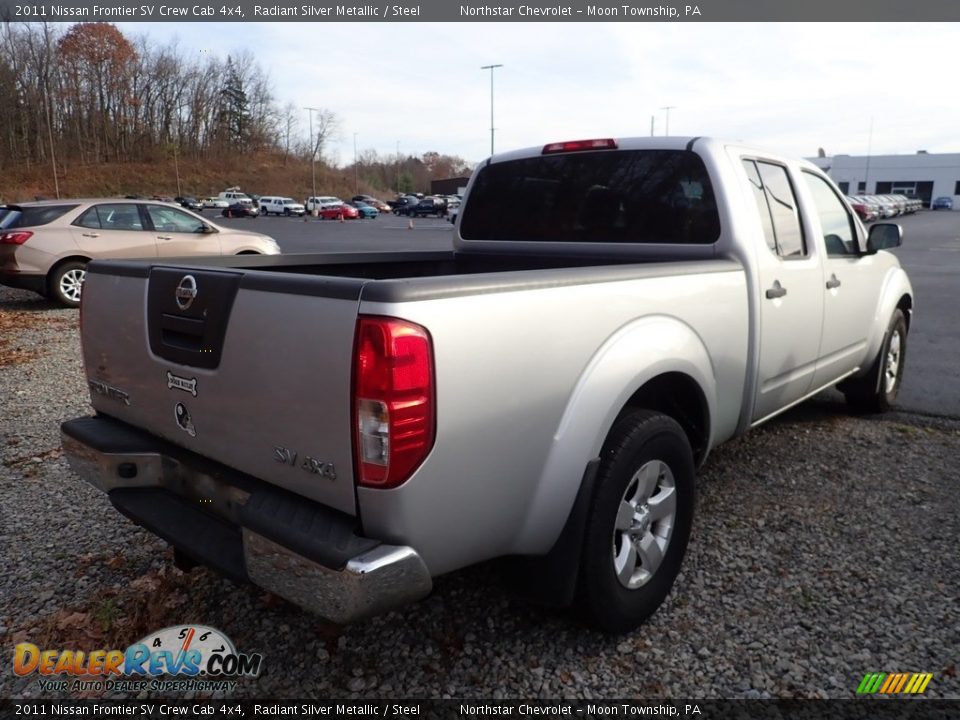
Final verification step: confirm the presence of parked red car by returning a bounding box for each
[319,203,359,220]
[846,196,877,224]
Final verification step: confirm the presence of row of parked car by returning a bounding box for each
[846,194,922,223]
[172,190,404,221]
[391,194,462,218]
[167,188,468,222]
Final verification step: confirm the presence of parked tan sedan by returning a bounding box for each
[0,199,281,306]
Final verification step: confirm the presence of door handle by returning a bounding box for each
[765,281,787,299]
[157,235,173,241]
[81,232,100,238]
[826,274,841,290]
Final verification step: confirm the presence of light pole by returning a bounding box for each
[173,139,181,197]
[304,106,320,203]
[395,140,400,195]
[172,104,185,197]
[481,64,503,156]
[43,82,59,199]
[353,132,359,195]
[661,106,676,136]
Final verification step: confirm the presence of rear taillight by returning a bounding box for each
[0,231,32,245]
[353,316,435,489]
[542,138,618,154]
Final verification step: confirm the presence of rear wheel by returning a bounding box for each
[49,261,88,308]
[842,308,907,413]
[578,410,695,634]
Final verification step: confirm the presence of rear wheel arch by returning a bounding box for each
[510,372,710,612]
[896,293,913,331]
[615,372,711,467]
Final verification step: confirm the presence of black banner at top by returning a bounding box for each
[1,0,959,21]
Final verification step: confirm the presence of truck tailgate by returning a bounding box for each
[80,264,361,515]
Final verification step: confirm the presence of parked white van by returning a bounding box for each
[218,187,251,204]
[305,196,343,213]
[259,196,306,216]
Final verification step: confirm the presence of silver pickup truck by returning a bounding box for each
[62,137,913,633]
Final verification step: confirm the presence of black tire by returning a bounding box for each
[49,260,88,308]
[841,308,907,413]
[578,410,695,634]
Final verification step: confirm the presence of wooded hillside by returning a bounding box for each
[0,23,472,200]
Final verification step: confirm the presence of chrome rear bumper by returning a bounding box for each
[61,417,432,624]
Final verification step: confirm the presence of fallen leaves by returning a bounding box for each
[0,307,77,367]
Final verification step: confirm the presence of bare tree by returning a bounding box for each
[278,102,299,163]
[307,108,339,164]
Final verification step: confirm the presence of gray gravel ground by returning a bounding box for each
[1,284,957,701]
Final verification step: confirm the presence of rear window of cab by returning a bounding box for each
[460,149,719,245]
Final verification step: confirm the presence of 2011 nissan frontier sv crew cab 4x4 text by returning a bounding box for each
[62,137,912,633]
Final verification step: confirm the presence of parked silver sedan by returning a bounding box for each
[0,199,281,306]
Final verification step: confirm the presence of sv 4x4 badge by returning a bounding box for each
[273,446,336,480]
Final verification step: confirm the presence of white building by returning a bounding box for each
[808,151,960,207]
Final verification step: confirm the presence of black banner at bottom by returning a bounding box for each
[1,699,958,720]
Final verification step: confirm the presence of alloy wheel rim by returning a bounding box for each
[60,268,86,302]
[884,330,902,395]
[612,460,677,590]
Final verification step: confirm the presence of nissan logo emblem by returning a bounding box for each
[175,275,198,310]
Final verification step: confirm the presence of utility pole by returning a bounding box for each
[173,105,183,197]
[395,140,400,195]
[44,82,59,199]
[661,106,676,136]
[304,107,320,203]
[481,64,503,156]
[353,132,359,195]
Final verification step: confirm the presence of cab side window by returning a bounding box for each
[742,159,806,259]
[802,172,858,257]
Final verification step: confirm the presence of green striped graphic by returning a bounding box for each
[857,672,932,694]
[857,673,886,694]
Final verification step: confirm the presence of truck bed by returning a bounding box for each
[92,249,734,303]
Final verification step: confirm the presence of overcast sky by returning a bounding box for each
[116,22,959,167]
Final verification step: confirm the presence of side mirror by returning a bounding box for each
[866,223,902,253]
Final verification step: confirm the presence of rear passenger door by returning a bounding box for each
[742,159,825,423]
[69,203,158,259]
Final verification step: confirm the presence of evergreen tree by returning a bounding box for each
[218,56,250,146]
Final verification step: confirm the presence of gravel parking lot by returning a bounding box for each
[1,276,958,701]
